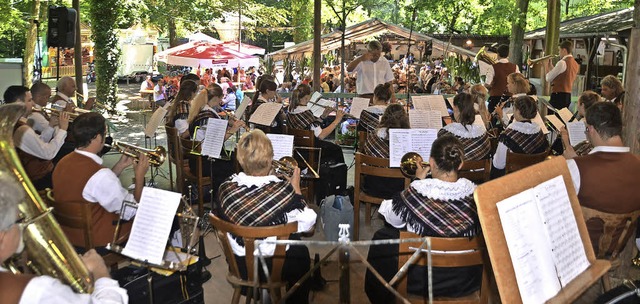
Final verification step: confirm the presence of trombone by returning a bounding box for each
[527,55,558,67]
[105,141,167,167]
[399,152,430,178]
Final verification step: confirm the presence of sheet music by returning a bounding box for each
[472,114,487,131]
[121,187,182,265]
[307,99,336,118]
[266,134,294,160]
[497,190,562,304]
[558,108,575,124]
[532,113,549,134]
[349,97,370,119]
[201,118,228,158]
[309,91,322,104]
[545,115,565,131]
[235,97,251,119]
[144,107,167,137]
[533,175,589,286]
[567,121,587,146]
[388,129,438,167]
[411,95,449,117]
[249,102,282,126]
[409,110,442,129]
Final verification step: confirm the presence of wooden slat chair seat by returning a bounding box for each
[458,159,491,184]
[505,149,550,174]
[209,213,298,304]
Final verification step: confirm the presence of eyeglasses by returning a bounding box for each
[584,126,590,135]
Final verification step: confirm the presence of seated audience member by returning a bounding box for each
[365,136,481,303]
[0,175,128,303]
[560,91,601,158]
[52,112,150,249]
[166,80,198,138]
[468,84,491,129]
[566,102,640,255]
[492,95,549,177]
[600,75,624,110]
[438,93,491,160]
[216,130,315,304]
[153,78,166,107]
[358,83,392,133]
[222,87,237,110]
[5,86,69,190]
[29,82,54,134]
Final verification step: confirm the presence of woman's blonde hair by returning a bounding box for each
[507,73,530,95]
[237,129,274,175]
[469,84,490,126]
[187,90,209,124]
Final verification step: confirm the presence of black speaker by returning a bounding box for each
[47,6,77,48]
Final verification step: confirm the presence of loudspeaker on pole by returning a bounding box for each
[47,6,77,49]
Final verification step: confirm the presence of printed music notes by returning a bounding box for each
[409,109,442,129]
[497,175,589,304]
[121,187,182,265]
[307,99,336,118]
[411,95,450,117]
[349,97,370,119]
[201,118,228,159]
[566,121,587,146]
[249,102,283,126]
[389,129,438,167]
[266,134,294,160]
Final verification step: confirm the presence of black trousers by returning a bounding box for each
[550,92,571,110]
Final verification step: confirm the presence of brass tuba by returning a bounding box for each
[475,46,497,65]
[0,104,93,292]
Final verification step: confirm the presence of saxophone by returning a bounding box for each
[0,104,93,293]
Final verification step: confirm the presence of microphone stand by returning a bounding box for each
[33,19,43,83]
[404,6,418,114]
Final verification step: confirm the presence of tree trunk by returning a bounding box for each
[23,0,41,87]
[508,0,530,67]
[543,0,561,96]
[622,0,640,153]
[73,0,83,101]
[168,18,178,47]
[312,0,321,92]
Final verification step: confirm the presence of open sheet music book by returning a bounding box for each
[249,102,282,126]
[544,114,587,146]
[411,95,450,117]
[201,118,228,159]
[235,97,251,120]
[532,113,550,134]
[388,129,438,167]
[497,175,590,304]
[409,109,442,129]
[558,108,575,124]
[121,188,182,266]
[349,97,370,119]
[266,133,294,160]
[307,99,336,118]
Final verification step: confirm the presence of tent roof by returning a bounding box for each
[267,18,476,60]
[525,7,634,39]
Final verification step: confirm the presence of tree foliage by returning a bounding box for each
[87,0,121,108]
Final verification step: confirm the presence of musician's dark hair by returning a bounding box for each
[585,102,622,140]
[559,40,573,54]
[289,83,311,111]
[72,112,106,148]
[207,83,223,99]
[430,135,464,173]
[379,104,409,135]
[497,44,509,58]
[3,85,29,103]
[167,80,198,124]
[181,73,200,84]
[453,92,475,127]
[250,78,278,115]
[373,83,392,103]
[578,90,601,110]
[513,95,537,120]
[30,82,51,99]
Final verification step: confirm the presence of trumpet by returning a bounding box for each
[272,156,299,177]
[400,152,430,178]
[527,55,558,67]
[32,107,81,121]
[106,141,167,167]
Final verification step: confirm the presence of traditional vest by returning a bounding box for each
[364,131,390,159]
[489,62,517,97]
[358,110,382,133]
[286,110,317,131]
[551,56,579,93]
[14,121,53,181]
[52,151,131,247]
[0,272,34,304]
[574,151,640,213]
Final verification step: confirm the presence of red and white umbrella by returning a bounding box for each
[164,42,259,69]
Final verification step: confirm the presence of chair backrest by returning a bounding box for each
[44,190,94,249]
[209,213,298,283]
[505,149,549,174]
[179,137,204,178]
[358,131,367,152]
[581,207,640,259]
[286,127,317,174]
[354,152,411,195]
[458,159,491,184]
[165,125,184,190]
[397,231,489,303]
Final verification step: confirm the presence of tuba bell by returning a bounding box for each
[0,104,93,293]
[475,46,497,65]
[400,152,430,178]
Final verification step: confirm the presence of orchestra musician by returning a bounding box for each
[166,80,199,138]
[493,72,531,128]
[599,75,625,110]
[545,40,579,110]
[468,84,491,129]
[365,135,481,303]
[52,112,150,250]
[216,129,315,304]
[50,76,77,111]
[248,77,285,134]
[28,82,54,134]
[560,91,601,158]
[438,93,491,161]
[485,44,519,114]
[357,83,392,133]
[5,86,69,190]
[491,95,549,178]
[0,175,128,303]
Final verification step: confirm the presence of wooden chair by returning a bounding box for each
[164,125,180,191]
[504,149,549,174]
[354,152,411,240]
[581,207,640,291]
[396,231,490,304]
[458,159,491,184]
[209,213,298,304]
[358,131,367,153]
[285,127,318,204]
[178,137,212,218]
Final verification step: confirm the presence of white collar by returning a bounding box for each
[231,172,281,188]
[57,92,71,102]
[376,127,388,139]
[292,106,308,114]
[410,178,476,201]
[497,58,510,63]
[74,149,103,165]
[562,54,573,60]
[507,120,541,134]
[366,105,386,114]
[589,146,630,154]
[443,123,485,138]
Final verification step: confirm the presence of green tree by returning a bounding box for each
[291,0,313,43]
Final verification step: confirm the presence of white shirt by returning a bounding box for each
[175,119,189,136]
[75,150,136,219]
[292,106,322,137]
[566,146,630,194]
[492,121,541,170]
[54,92,73,109]
[227,173,317,257]
[0,267,128,304]
[27,104,53,136]
[352,59,394,95]
[153,84,165,101]
[485,58,520,85]
[14,122,67,160]
[546,54,573,82]
[223,93,236,110]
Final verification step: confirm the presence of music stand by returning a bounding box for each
[143,106,170,187]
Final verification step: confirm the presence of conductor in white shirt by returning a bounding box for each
[346,40,395,98]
